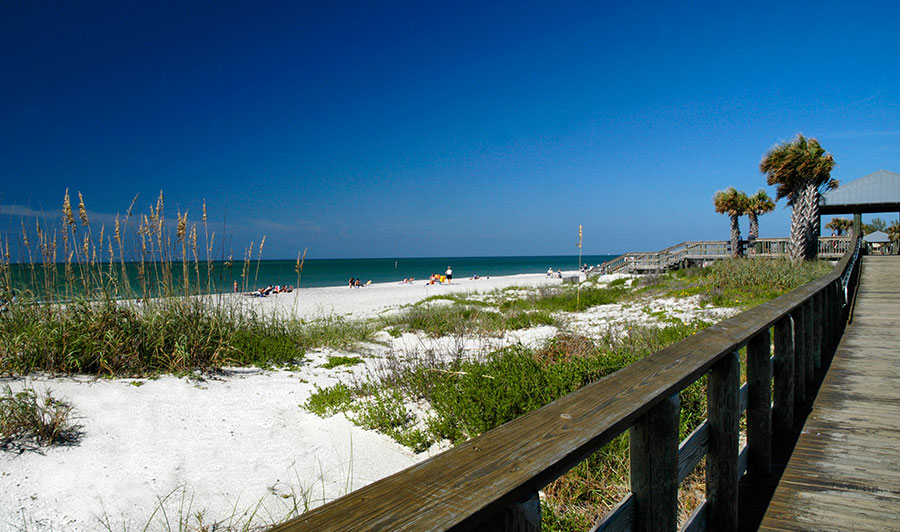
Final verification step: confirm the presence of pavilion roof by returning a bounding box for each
[863,230,891,243]
[820,170,900,215]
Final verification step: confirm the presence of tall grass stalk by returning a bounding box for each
[0,191,319,377]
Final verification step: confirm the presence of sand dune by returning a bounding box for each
[0,271,737,531]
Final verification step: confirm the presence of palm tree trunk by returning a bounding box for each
[788,200,805,264]
[730,214,742,257]
[799,183,819,261]
[748,213,759,240]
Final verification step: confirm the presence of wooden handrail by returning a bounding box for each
[593,237,851,275]
[269,233,861,532]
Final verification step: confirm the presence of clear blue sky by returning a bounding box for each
[2,2,899,259]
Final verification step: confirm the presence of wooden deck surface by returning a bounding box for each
[760,255,900,531]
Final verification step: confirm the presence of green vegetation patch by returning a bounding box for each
[650,258,833,308]
[0,297,377,376]
[1,385,81,450]
[304,320,713,529]
[304,382,354,417]
[321,355,363,369]
[381,304,554,337]
[500,285,627,313]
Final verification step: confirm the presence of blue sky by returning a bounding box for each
[2,2,899,260]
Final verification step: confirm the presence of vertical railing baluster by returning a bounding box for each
[813,292,823,369]
[825,284,832,351]
[486,492,541,532]
[829,283,837,352]
[631,394,680,532]
[707,351,740,532]
[833,281,842,345]
[747,330,772,476]
[803,301,814,398]
[773,315,794,440]
[793,308,806,406]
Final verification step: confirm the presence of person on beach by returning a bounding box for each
[233,280,238,293]
[547,268,553,277]
[445,266,453,284]
[349,277,355,288]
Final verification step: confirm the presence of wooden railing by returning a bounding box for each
[269,234,862,532]
[593,236,851,275]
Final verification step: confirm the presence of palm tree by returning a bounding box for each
[887,220,899,243]
[746,189,775,240]
[825,217,852,236]
[714,187,749,257]
[759,134,837,262]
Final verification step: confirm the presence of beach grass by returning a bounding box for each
[1,384,81,450]
[321,355,363,369]
[379,303,555,338]
[0,191,382,376]
[304,320,713,527]
[0,297,359,375]
[646,257,832,307]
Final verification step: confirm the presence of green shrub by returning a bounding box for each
[304,383,354,417]
[1,385,80,450]
[500,286,626,313]
[321,356,363,369]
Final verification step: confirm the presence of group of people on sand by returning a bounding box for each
[426,266,453,285]
[546,267,564,279]
[348,277,372,288]
[243,283,294,297]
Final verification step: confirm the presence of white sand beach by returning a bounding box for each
[227,271,571,321]
[0,271,737,531]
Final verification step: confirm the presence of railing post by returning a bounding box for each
[812,292,823,369]
[833,281,843,343]
[707,350,739,532]
[747,330,772,476]
[484,492,541,532]
[830,283,838,351]
[824,285,834,353]
[630,394,680,532]
[773,315,794,439]
[802,301,815,398]
[792,310,806,406]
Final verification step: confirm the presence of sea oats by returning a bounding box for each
[254,236,266,283]
[77,192,89,226]
[156,190,164,221]
[126,193,138,218]
[62,189,75,227]
[176,210,187,243]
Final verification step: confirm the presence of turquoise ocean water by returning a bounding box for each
[6,255,616,296]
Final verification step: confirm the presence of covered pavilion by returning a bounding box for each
[820,169,900,244]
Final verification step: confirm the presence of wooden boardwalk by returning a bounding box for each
[760,255,900,531]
